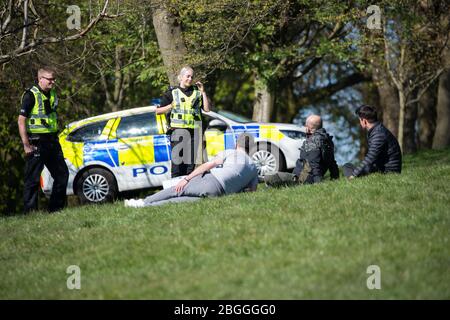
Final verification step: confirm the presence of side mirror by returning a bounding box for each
[208,119,227,130]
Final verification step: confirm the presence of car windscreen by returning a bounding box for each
[216,110,252,123]
[116,113,159,138]
[67,120,108,142]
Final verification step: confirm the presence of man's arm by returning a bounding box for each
[18,115,35,155]
[174,157,224,192]
[18,91,36,156]
[352,131,385,177]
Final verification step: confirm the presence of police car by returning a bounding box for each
[41,106,306,204]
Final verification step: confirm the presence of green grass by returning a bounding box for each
[1,149,449,299]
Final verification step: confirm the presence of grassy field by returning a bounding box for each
[1,149,449,299]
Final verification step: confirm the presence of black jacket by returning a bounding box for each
[353,122,402,177]
[293,128,339,183]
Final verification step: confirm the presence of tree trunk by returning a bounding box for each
[286,83,297,123]
[99,45,129,112]
[417,81,437,149]
[112,45,124,112]
[358,126,368,160]
[359,82,380,158]
[432,25,450,149]
[397,89,406,153]
[275,81,296,123]
[151,2,187,86]
[252,75,274,123]
[432,68,450,149]
[373,67,399,137]
[403,99,418,154]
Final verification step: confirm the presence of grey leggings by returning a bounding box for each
[142,172,225,207]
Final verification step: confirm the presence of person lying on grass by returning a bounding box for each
[125,133,259,208]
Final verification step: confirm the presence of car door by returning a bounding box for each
[203,114,227,159]
[203,113,262,160]
[112,112,171,190]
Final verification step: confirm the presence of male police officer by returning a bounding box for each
[264,115,339,186]
[18,67,69,213]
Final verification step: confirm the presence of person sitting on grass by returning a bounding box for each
[343,105,402,179]
[264,114,339,187]
[125,133,259,208]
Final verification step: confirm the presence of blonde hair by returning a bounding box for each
[177,66,194,83]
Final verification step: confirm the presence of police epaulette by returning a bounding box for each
[168,86,176,91]
[22,87,34,100]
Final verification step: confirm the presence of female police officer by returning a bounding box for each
[156,66,211,178]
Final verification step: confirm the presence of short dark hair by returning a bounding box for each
[236,133,255,154]
[38,66,56,76]
[355,105,378,123]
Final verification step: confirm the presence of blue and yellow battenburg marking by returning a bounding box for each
[60,114,171,170]
[62,135,171,169]
[205,124,285,158]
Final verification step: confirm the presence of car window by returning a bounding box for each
[116,113,159,138]
[203,114,228,131]
[67,120,108,142]
[216,110,252,123]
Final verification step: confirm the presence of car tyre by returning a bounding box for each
[76,168,117,204]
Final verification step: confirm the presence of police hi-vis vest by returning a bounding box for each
[25,86,59,134]
[170,87,202,129]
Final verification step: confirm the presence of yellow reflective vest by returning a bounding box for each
[25,86,58,134]
[170,87,202,129]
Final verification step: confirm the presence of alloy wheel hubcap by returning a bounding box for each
[252,150,277,176]
[83,174,109,202]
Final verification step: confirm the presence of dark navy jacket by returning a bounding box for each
[293,128,339,183]
[353,122,402,176]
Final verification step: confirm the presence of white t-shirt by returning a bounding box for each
[210,149,258,194]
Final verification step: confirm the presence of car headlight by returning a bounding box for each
[280,130,306,140]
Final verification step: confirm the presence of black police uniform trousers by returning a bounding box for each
[170,128,203,178]
[24,134,69,213]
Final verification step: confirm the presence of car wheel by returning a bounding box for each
[76,168,117,204]
[251,143,286,177]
